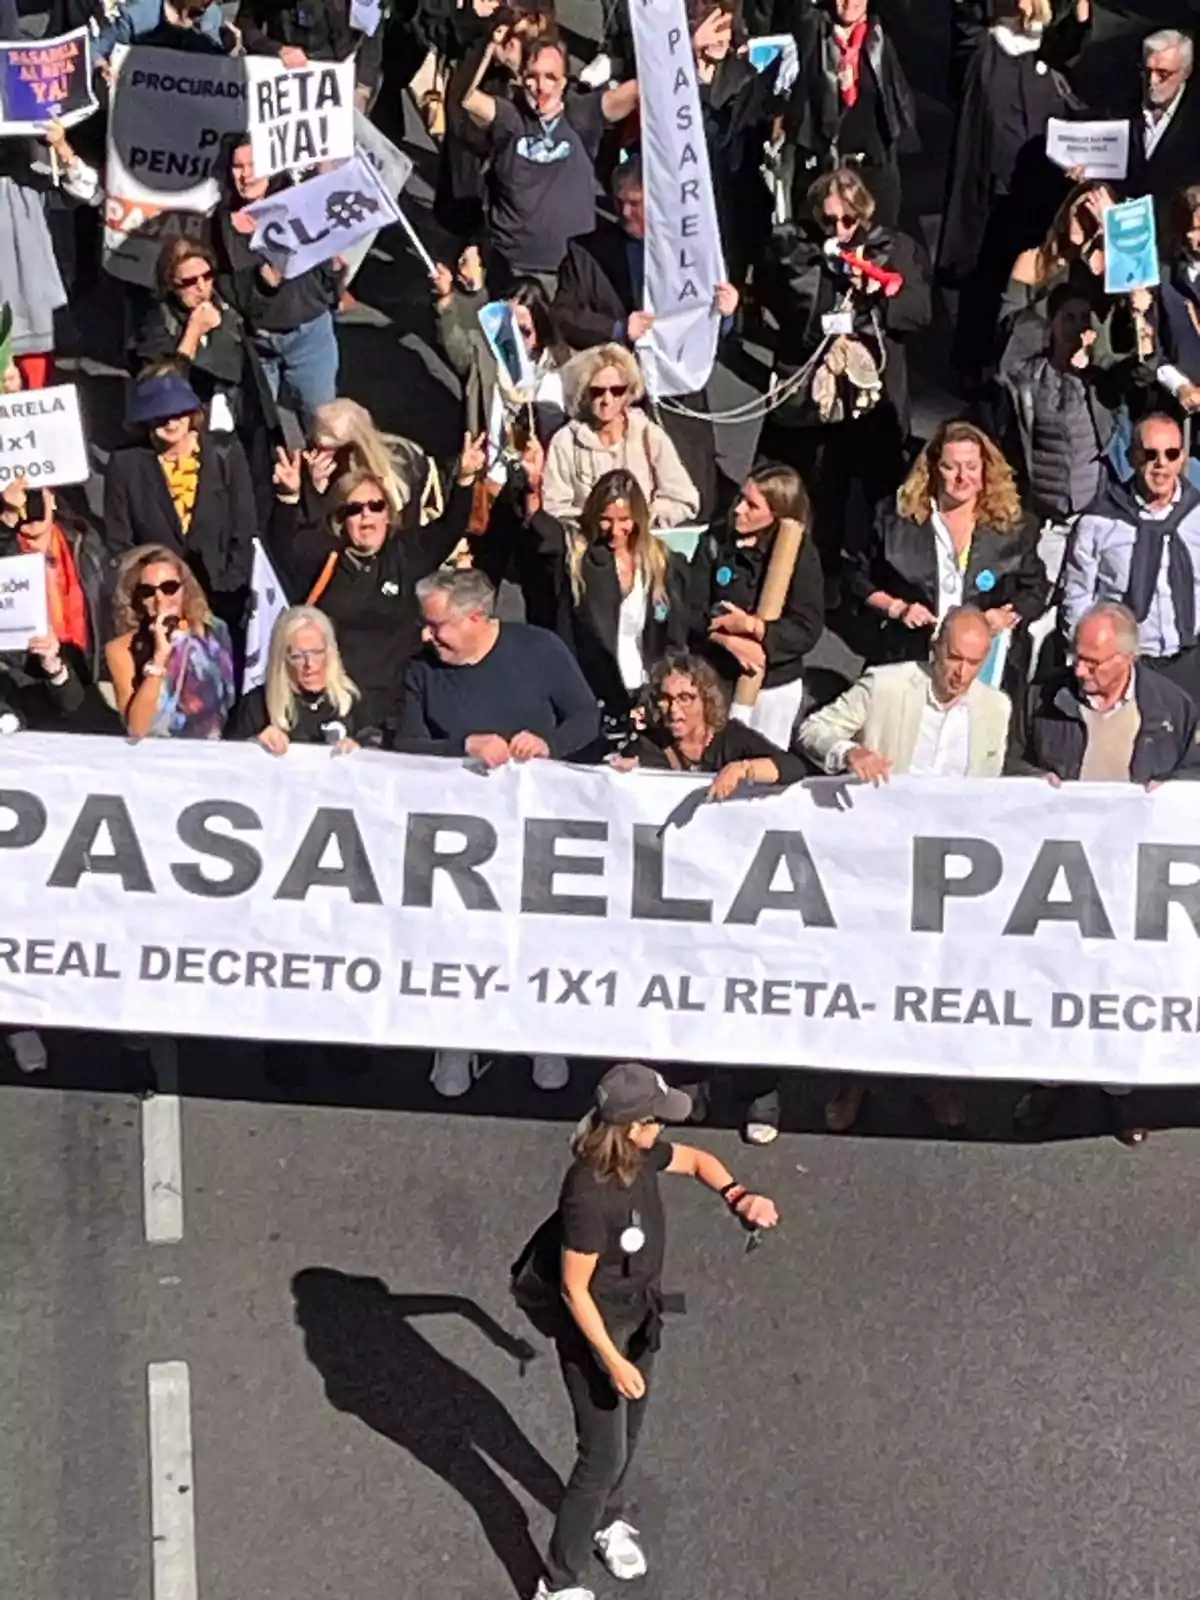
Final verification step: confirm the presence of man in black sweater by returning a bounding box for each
[401,568,602,762]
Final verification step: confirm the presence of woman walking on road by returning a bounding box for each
[513,1062,779,1600]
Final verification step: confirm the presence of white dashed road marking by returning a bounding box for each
[147,1361,198,1600]
[142,1093,184,1244]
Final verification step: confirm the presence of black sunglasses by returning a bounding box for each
[175,268,213,290]
[1141,447,1183,464]
[134,578,183,601]
[340,498,388,519]
[589,383,629,399]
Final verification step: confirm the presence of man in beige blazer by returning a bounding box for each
[798,607,1011,781]
[796,606,1011,1134]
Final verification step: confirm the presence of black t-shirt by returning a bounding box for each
[487,90,607,274]
[558,1140,673,1329]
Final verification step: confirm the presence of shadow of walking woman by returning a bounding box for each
[292,1268,561,1596]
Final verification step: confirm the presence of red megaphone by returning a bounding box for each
[837,250,905,298]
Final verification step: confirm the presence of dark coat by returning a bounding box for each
[234,0,383,89]
[528,510,692,715]
[844,506,1049,666]
[132,296,247,404]
[266,482,472,721]
[702,53,783,281]
[1019,666,1200,783]
[0,516,113,685]
[690,518,826,690]
[102,435,257,600]
[937,14,1087,283]
[760,221,931,433]
[1121,82,1200,230]
[554,222,639,352]
[786,12,916,165]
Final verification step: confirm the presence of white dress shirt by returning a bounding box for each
[931,508,967,624]
[616,570,648,691]
[907,687,972,777]
[1144,87,1184,157]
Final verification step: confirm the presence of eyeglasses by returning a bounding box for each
[656,689,700,708]
[589,383,629,400]
[175,269,213,290]
[340,498,388,519]
[1140,447,1183,464]
[286,647,327,666]
[134,578,183,601]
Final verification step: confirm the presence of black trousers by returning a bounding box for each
[543,1332,656,1589]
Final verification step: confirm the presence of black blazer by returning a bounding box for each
[102,435,257,601]
[553,223,638,351]
[528,510,692,714]
[845,506,1049,666]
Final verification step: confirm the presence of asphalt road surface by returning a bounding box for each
[5,1050,1200,1600]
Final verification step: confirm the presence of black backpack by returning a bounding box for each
[509,1212,570,1340]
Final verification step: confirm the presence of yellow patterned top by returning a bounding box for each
[160,452,200,534]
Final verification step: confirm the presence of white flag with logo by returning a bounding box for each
[242,537,290,693]
[629,0,726,398]
[243,152,403,279]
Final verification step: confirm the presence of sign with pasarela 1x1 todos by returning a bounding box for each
[0,385,89,488]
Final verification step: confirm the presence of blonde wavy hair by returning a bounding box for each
[112,545,211,635]
[565,342,645,420]
[264,606,359,731]
[570,470,668,608]
[311,399,425,517]
[897,421,1024,533]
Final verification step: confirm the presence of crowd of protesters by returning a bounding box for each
[2,0,1199,1150]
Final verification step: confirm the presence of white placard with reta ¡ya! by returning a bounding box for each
[0,551,49,649]
[0,384,89,489]
[245,57,355,180]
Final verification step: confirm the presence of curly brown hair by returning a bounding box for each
[896,421,1024,533]
[645,654,729,739]
[112,545,212,635]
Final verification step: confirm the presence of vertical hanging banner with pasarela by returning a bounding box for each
[629,0,725,398]
[245,57,356,180]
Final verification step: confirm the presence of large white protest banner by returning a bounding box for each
[0,384,89,488]
[242,151,401,278]
[245,57,355,180]
[5,738,1200,1085]
[104,46,248,285]
[629,0,725,398]
[0,553,48,648]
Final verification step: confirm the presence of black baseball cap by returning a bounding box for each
[594,1063,692,1125]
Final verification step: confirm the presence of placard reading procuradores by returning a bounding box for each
[0,384,89,487]
[6,736,1200,1083]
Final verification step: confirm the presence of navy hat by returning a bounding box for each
[594,1063,692,1125]
[127,374,202,427]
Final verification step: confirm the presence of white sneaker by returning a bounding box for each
[594,1520,647,1580]
[532,1053,569,1091]
[532,1582,595,1600]
[431,1049,477,1097]
[8,1029,48,1073]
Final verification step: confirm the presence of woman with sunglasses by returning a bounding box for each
[106,545,236,740]
[0,474,112,694]
[269,432,487,733]
[537,343,699,533]
[297,399,441,533]
[132,238,250,431]
[103,369,256,627]
[230,606,380,752]
[511,1062,777,1600]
